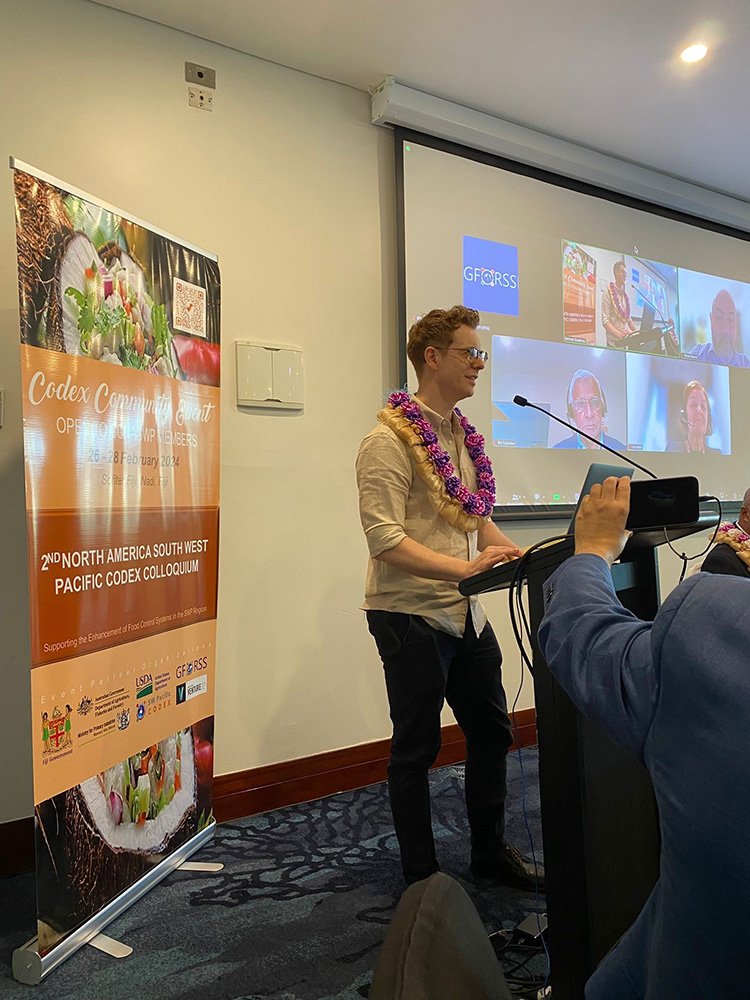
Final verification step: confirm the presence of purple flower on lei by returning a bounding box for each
[412,417,438,445]
[466,495,491,516]
[387,392,496,516]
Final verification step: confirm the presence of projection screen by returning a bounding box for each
[398,131,750,513]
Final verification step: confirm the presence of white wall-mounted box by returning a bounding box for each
[235,341,304,410]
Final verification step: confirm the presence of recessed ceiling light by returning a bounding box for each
[681,43,708,63]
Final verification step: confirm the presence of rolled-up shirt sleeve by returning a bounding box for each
[356,431,411,558]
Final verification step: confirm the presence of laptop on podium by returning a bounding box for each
[567,462,635,534]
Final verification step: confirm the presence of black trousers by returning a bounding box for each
[367,609,514,881]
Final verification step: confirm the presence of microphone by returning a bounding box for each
[512,394,658,479]
[679,410,694,428]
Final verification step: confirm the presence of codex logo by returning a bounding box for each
[462,236,519,316]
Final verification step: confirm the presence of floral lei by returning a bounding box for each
[377,391,495,532]
[710,522,750,567]
[608,281,630,321]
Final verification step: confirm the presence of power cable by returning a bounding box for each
[506,535,568,994]
[662,496,722,582]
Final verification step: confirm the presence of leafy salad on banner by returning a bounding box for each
[15,169,220,385]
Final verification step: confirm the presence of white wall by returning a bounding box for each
[1,0,693,826]
[0,0,537,825]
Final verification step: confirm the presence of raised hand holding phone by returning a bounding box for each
[574,476,632,566]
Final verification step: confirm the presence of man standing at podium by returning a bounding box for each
[356,305,542,890]
[539,477,750,999]
[602,260,637,347]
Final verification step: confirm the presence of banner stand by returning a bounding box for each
[11,160,221,987]
[13,823,215,985]
[88,934,133,959]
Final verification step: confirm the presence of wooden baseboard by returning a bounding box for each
[0,709,537,876]
[213,707,537,824]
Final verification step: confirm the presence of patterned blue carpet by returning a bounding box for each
[0,750,543,1000]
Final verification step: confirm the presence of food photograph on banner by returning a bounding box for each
[13,164,221,958]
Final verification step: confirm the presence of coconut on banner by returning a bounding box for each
[10,160,221,984]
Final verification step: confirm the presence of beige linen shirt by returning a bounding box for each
[356,397,488,638]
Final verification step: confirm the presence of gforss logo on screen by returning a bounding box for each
[463,236,519,315]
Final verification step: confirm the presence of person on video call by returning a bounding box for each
[602,260,637,347]
[356,306,543,890]
[701,486,750,578]
[665,380,719,454]
[538,476,750,1000]
[686,289,750,368]
[553,369,626,450]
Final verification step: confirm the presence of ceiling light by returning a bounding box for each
[681,44,708,63]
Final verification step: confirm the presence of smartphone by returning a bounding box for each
[626,476,700,531]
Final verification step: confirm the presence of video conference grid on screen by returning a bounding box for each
[481,239,741,455]
[402,138,750,505]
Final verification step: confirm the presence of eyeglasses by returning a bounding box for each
[442,347,489,363]
[571,396,604,413]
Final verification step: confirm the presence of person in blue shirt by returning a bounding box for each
[552,369,626,450]
[686,288,750,367]
[538,476,750,999]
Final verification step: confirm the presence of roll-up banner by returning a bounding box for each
[10,161,221,984]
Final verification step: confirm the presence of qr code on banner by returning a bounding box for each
[173,278,207,338]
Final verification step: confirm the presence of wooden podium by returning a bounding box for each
[459,516,714,1000]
